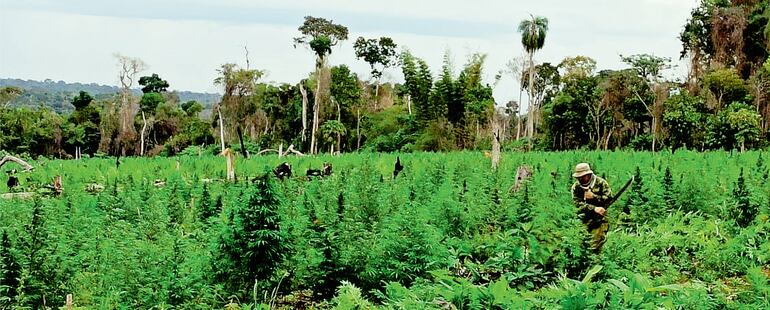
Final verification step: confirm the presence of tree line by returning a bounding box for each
[1,0,769,158]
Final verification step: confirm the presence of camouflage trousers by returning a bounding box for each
[586,221,609,253]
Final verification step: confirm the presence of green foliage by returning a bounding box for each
[663,91,705,151]
[0,231,20,307]
[0,86,23,107]
[518,16,549,53]
[732,168,758,228]
[363,106,416,152]
[138,73,169,94]
[294,16,349,59]
[71,91,93,109]
[400,50,434,125]
[702,68,751,109]
[353,36,398,79]
[181,100,203,117]
[331,282,373,309]
[0,107,62,157]
[706,103,761,150]
[214,174,286,296]
[624,167,653,224]
[662,167,676,212]
[139,92,165,114]
[621,54,672,82]
[0,151,769,308]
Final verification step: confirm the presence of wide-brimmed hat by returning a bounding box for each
[572,163,593,178]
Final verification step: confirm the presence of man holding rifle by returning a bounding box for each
[571,163,633,253]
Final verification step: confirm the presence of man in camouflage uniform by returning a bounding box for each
[571,163,613,253]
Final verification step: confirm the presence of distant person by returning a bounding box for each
[273,162,292,180]
[393,157,403,178]
[6,169,19,191]
[571,163,613,253]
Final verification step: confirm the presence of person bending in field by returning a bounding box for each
[571,163,613,253]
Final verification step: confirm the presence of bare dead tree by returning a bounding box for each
[299,81,309,143]
[114,54,147,156]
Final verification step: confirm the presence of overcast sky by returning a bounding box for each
[0,0,699,106]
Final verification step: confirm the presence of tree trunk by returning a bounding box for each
[311,99,319,154]
[300,83,308,143]
[651,117,657,152]
[236,126,248,158]
[604,129,613,150]
[310,61,323,155]
[223,149,235,182]
[491,122,501,170]
[336,99,342,153]
[527,51,535,142]
[218,107,225,153]
[374,82,380,111]
[356,108,362,150]
[140,111,147,156]
[516,85,523,140]
[406,94,412,115]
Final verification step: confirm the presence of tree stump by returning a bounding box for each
[510,165,532,193]
[221,148,236,181]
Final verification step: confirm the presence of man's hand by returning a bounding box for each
[584,190,594,200]
[594,207,606,216]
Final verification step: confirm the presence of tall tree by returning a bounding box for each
[459,53,495,148]
[353,36,398,109]
[329,65,362,151]
[138,92,164,156]
[521,62,560,137]
[400,50,434,124]
[65,91,101,157]
[114,54,146,156]
[663,90,705,151]
[293,16,349,154]
[138,74,169,156]
[214,63,263,158]
[622,54,672,152]
[501,56,528,139]
[702,68,750,111]
[518,15,549,142]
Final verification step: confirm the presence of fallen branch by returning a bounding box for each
[0,155,34,171]
[283,144,304,157]
[256,149,279,156]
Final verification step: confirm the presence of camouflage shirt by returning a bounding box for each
[571,175,613,224]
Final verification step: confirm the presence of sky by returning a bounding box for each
[0,0,700,107]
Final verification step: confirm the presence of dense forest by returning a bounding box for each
[0,78,220,114]
[1,0,770,158]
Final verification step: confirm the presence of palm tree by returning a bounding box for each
[518,15,549,142]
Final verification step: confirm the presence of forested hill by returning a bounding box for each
[0,78,220,113]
